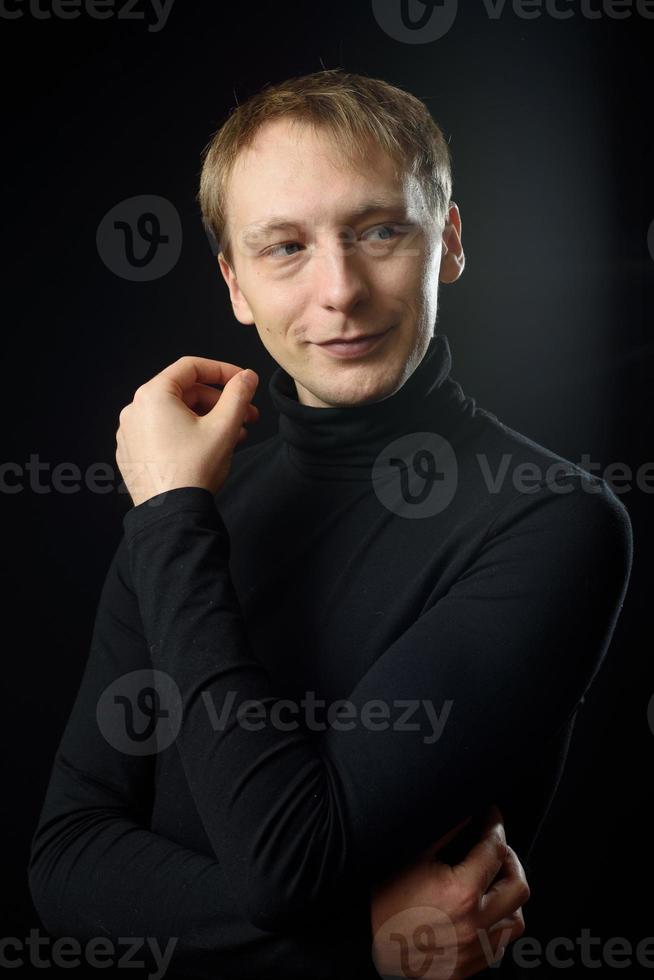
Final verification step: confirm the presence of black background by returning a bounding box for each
[2,0,652,976]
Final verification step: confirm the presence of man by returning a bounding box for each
[29,70,632,979]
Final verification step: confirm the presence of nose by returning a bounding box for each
[313,235,371,316]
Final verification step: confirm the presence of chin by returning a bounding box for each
[317,363,403,407]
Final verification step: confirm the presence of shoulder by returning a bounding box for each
[452,413,632,599]
[465,411,629,532]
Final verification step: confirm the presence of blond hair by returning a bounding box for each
[197,69,453,267]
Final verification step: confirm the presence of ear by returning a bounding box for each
[217,253,256,325]
[439,202,465,284]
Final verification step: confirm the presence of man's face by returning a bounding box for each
[218,118,463,408]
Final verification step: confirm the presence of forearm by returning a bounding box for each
[28,756,372,980]
[28,529,373,979]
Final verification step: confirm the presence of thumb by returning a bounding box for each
[207,368,259,445]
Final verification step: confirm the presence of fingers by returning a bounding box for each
[480,845,531,924]
[457,907,525,976]
[479,908,526,966]
[184,383,221,415]
[487,908,525,940]
[155,355,245,394]
[186,382,260,421]
[452,804,508,896]
[203,369,259,447]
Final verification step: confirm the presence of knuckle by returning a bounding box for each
[507,852,530,904]
[494,834,509,862]
[508,906,525,929]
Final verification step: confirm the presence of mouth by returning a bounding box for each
[315,324,397,359]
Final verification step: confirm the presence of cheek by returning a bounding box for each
[382,257,430,306]
[261,289,308,332]
[254,306,297,341]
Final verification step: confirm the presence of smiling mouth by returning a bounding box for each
[315,324,397,358]
[317,325,395,346]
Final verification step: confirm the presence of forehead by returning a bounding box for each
[226,118,424,231]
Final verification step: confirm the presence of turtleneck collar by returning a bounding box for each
[267,334,481,481]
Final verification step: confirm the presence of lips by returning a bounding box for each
[318,326,393,346]
[313,324,397,360]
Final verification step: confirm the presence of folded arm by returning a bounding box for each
[121,473,632,932]
[28,540,369,980]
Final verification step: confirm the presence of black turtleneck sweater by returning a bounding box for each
[28,335,633,980]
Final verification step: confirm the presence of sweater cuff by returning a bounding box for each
[122,486,224,541]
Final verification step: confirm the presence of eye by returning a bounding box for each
[264,242,304,259]
[261,224,410,259]
[363,224,403,241]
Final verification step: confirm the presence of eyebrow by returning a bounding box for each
[240,196,411,244]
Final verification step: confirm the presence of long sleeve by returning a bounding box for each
[122,474,633,933]
[28,536,372,980]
